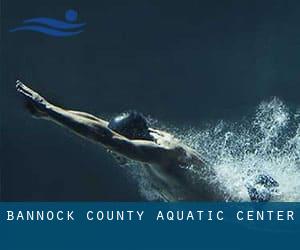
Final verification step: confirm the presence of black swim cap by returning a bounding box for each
[108,111,153,140]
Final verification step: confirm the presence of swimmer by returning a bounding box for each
[16,80,278,201]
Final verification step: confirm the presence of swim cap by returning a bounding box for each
[108,111,153,140]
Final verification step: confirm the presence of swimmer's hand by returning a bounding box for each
[16,80,49,118]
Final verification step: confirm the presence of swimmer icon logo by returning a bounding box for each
[9,9,86,37]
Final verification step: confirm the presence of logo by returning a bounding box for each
[9,9,86,37]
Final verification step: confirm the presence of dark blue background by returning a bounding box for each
[1,202,299,249]
[2,0,300,200]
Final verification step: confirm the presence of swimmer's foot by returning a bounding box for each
[16,80,49,118]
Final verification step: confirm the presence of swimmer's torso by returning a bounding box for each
[144,160,225,201]
[144,129,225,201]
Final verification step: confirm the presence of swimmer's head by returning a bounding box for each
[108,111,153,141]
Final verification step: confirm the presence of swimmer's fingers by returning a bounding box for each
[149,128,173,138]
[149,131,157,138]
[149,128,168,136]
[16,80,41,100]
[16,80,35,99]
[149,128,167,138]
[16,80,49,114]
[148,128,160,134]
[16,80,46,104]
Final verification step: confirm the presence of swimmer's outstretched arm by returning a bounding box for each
[16,81,175,165]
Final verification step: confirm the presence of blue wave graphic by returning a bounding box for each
[10,25,84,37]
[9,9,85,37]
[23,18,85,29]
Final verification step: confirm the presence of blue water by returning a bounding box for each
[23,18,85,29]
